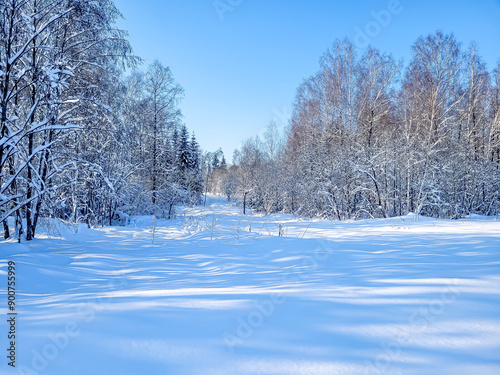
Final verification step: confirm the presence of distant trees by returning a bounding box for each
[228,32,500,220]
[203,148,228,202]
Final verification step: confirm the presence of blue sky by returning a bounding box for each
[114,0,500,159]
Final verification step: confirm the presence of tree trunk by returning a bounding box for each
[3,221,9,240]
[243,191,249,215]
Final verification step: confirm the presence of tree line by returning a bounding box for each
[2,4,498,244]
[212,32,500,220]
[0,0,203,241]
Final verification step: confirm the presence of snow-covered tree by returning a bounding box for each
[0,0,136,240]
[230,32,500,220]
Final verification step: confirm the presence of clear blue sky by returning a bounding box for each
[114,0,500,159]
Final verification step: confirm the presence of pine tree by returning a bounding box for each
[220,155,227,169]
[190,132,200,169]
[178,125,191,172]
[212,153,220,169]
[188,133,204,196]
[172,125,179,161]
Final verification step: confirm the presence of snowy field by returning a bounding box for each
[1,197,500,375]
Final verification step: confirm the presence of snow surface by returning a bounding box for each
[1,197,500,374]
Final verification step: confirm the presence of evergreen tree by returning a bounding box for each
[188,133,204,196]
[212,153,220,169]
[172,125,179,161]
[220,155,227,169]
[178,125,191,172]
[190,132,200,169]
